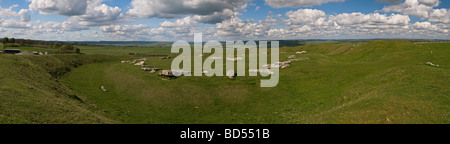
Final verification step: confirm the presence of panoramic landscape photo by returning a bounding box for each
[0,0,449,124]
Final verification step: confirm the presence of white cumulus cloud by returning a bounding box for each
[127,0,250,24]
[18,9,31,22]
[28,0,88,16]
[265,0,345,8]
[383,0,440,18]
[413,21,439,31]
[285,9,327,26]
[65,0,127,27]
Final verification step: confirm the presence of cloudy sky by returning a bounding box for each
[0,0,449,41]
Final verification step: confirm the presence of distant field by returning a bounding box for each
[78,46,171,55]
[1,40,448,124]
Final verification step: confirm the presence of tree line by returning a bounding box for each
[2,37,81,54]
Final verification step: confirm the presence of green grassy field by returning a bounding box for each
[1,40,448,124]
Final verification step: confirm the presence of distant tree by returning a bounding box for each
[58,47,64,54]
[58,45,74,54]
[16,39,25,45]
[54,43,62,49]
[1,37,8,49]
[24,39,33,45]
[10,38,15,44]
[74,47,81,54]
[63,45,75,51]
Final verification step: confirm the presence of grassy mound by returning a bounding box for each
[0,54,122,123]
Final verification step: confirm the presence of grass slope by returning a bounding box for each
[0,40,447,124]
[55,40,449,124]
[0,54,124,123]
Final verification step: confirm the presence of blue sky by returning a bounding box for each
[0,0,449,41]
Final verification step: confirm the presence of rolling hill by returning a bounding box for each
[0,40,448,124]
